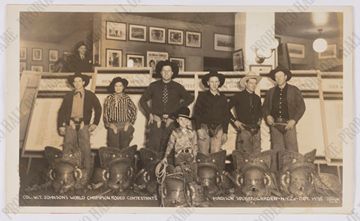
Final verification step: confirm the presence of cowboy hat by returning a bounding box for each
[239,71,262,89]
[201,70,226,88]
[107,77,129,93]
[67,72,90,87]
[153,60,179,79]
[268,66,292,82]
[175,106,192,120]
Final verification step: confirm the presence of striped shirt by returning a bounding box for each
[103,93,137,126]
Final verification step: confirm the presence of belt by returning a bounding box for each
[70,118,83,130]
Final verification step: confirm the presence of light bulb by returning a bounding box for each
[313,38,328,53]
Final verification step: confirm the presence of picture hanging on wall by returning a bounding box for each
[49,49,59,62]
[126,54,145,68]
[168,29,184,45]
[214,33,234,51]
[32,48,42,61]
[31,65,43,72]
[20,47,27,60]
[170,57,185,72]
[233,49,244,71]
[146,51,169,74]
[129,24,147,42]
[185,31,201,48]
[20,62,26,73]
[106,49,122,67]
[287,43,305,58]
[149,27,166,43]
[106,21,126,41]
[319,44,337,59]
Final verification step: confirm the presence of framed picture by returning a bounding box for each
[49,49,59,62]
[32,48,42,61]
[20,62,26,73]
[129,24,146,42]
[106,49,122,67]
[106,21,126,41]
[149,27,166,43]
[287,43,305,58]
[146,51,169,73]
[233,49,244,71]
[319,44,337,59]
[48,63,54,72]
[31,65,43,72]
[170,57,185,72]
[168,29,184,45]
[20,47,27,60]
[214,33,234,51]
[126,54,145,68]
[185,31,201,48]
[249,65,273,74]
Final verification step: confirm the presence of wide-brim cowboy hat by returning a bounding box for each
[201,70,226,88]
[67,72,90,87]
[239,71,262,89]
[175,106,192,120]
[267,66,292,82]
[153,60,179,79]
[107,77,129,92]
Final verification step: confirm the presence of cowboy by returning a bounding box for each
[193,70,230,154]
[263,66,305,153]
[57,72,102,179]
[162,106,198,169]
[66,41,93,72]
[139,60,194,155]
[228,71,262,155]
[103,77,137,149]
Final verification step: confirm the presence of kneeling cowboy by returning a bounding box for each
[228,71,262,155]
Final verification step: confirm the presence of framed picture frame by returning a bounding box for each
[214,33,234,51]
[185,31,201,48]
[249,64,273,74]
[233,49,244,71]
[126,54,145,68]
[48,63,54,72]
[106,49,122,67]
[149,27,166,43]
[31,65,43,72]
[287,43,305,58]
[146,51,169,73]
[319,44,337,59]
[49,49,59,62]
[20,47,27,60]
[170,57,185,72]
[20,62,26,73]
[129,24,146,42]
[168,29,184,45]
[106,21,126,41]
[32,48,42,61]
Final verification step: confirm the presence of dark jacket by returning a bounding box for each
[263,84,305,123]
[193,91,230,133]
[66,54,93,72]
[57,89,102,128]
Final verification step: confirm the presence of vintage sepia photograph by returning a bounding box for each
[106,48,122,67]
[129,24,147,42]
[186,31,201,48]
[4,5,355,215]
[149,26,166,43]
[168,29,184,45]
[127,54,145,67]
[106,21,127,41]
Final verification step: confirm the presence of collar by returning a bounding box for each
[245,88,255,95]
[277,83,288,90]
[74,88,85,95]
[209,90,220,96]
